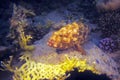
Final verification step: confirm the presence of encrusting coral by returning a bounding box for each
[1,53,99,80]
[47,22,89,54]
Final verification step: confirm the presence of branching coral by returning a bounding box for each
[17,24,34,51]
[8,4,35,51]
[0,56,14,72]
[47,22,89,54]
[11,54,99,80]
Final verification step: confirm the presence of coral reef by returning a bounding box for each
[1,53,99,80]
[17,26,34,51]
[34,32,120,80]
[99,38,117,53]
[0,56,14,72]
[1,32,120,80]
[25,20,52,43]
[97,9,120,37]
[8,4,35,51]
[0,1,120,80]
[83,42,120,80]
[96,0,120,11]
[47,22,89,54]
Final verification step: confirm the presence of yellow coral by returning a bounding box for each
[12,54,99,80]
[47,22,89,54]
[0,52,99,80]
[17,25,34,51]
[0,56,14,72]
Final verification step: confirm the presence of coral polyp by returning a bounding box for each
[47,22,89,54]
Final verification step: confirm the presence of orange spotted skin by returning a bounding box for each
[47,22,89,54]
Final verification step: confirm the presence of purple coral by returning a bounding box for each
[99,38,117,53]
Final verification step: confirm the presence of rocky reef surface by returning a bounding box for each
[32,31,120,80]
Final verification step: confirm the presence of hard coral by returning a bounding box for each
[18,26,34,51]
[8,4,35,51]
[12,54,98,80]
[47,22,89,54]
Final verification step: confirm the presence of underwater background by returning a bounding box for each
[0,0,120,80]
